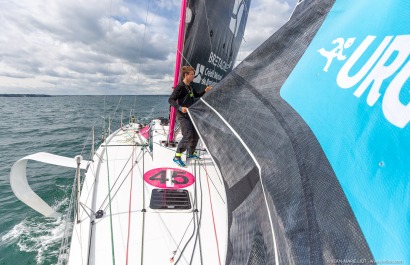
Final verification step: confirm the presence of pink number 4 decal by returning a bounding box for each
[144,167,195,189]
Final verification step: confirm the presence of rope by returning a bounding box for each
[189,159,204,265]
[104,121,116,265]
[199,162,226,204]
[99,149,134,210]
[203,155,222,265]
[125,144,136,265]
[57,165,80,265]
[101,147,144,212]
[140,144,147,265]
[170,216,195,262]
[109,95,123,127]
[174,151,206,264]
[174,212,197,265]
[126,0,159,89]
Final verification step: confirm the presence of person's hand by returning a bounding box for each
[181,107,188,113]
[205,86,212,92]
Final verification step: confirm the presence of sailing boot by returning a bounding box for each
[188,152,201,160]
[173,153,186,167]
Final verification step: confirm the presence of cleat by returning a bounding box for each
[173,157,187,167]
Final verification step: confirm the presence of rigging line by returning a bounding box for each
[204,159,222,265]
[202,151,224,185]
[99,148,134,209]
[80,128,92,157]
[132,97,137,118]
[140,144,147,265]
[79,166,97,221]
[58,165,80,263]
[175,47,193,69]
[79,202,93,219]
[196,155,205,263]
[199,98,280,264]
[87,221,95,265]
[109,96,123,127]
[102,0,115,88]
[176,159,205,264]
[174,212,197,265]
[125,144,136,265]
[189,160,203,265]
[199,163,225,203]
[102,148,144,212]
[192,159,199,209]
[121,126,141,145]
[102,96,107,140]
[126,0,153,85]
[171,216,195,261]
[104,124,116,265]
[127,1,158,110]
[187,113,225,263]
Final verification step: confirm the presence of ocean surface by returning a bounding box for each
[0,95,169,265]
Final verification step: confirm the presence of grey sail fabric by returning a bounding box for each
[182,0,251,93]
[189,0,375,264]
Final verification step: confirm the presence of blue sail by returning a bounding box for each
[190,0,409,263]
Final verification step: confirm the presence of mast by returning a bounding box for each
[168,0,188,143]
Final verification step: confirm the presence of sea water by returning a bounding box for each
[0,95,169,265]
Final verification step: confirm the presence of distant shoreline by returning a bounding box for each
[0,94,52,97]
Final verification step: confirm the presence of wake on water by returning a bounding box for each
[1,197,71,265]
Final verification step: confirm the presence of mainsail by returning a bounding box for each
[190,0,409,264]
[169,0,251,141]
[182,0,249,90]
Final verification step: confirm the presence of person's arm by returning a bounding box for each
[194,85,212,97]
[168,86,180,108]
[168,86,187,112]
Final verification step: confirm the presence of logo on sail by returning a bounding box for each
[193,62,224,87]
[317,35,410,128]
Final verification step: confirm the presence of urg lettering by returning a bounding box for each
[330,34,410,128]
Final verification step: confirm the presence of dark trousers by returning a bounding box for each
[176,112,199,155]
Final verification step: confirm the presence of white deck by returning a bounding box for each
[67,119,228,264]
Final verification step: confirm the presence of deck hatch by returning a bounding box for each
[149,189,191,209]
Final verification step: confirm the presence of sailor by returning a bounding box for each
[168,65,212,167]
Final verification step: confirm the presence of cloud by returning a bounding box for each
[0,0,297,95]
[236,0,297,64]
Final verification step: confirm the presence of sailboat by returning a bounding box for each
[10,0,410,264]
[10,0,251,264]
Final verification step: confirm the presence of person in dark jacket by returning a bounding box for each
[168,65,212,167]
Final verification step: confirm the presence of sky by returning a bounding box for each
[0,0,298,95]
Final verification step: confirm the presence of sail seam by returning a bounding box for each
[193,99,279,265]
